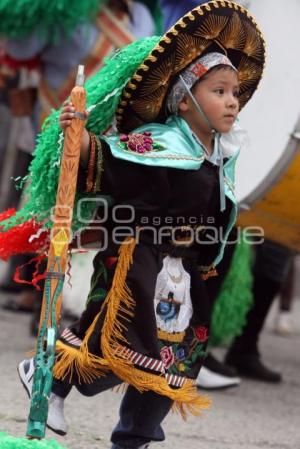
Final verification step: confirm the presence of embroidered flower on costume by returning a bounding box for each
[194,326,209,342]
[178,363,186,372]
[118,132,164,154]
[105,257,118,269]
[176,348,186,361]
[160,346,175,369]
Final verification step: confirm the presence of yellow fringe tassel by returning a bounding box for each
[53,340,109,384]
[53,237,211,418]
[101,237,211,419]
[53,276,111,383]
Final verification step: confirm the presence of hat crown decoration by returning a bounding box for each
[216,11,245,49]
[116,1,266,133]
[194,13,229,40]
[174,34,209,72]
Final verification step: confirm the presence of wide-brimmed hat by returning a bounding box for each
[116,0,266,133]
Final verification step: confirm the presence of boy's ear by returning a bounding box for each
[178,95,189,113]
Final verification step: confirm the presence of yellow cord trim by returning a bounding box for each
[157,329,186,343]
[53,288,110,383]
[100,237,211,419]
[53,238,135,383]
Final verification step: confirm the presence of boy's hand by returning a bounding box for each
[59,101,88,131]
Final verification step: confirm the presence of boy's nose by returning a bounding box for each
[227,96,239,109]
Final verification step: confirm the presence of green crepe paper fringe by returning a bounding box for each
[0,36,160,234]
[210,238,254,347]
[0,432,69,449]
[0,0,107,40]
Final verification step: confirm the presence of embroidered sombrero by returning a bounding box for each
[116,0,266,133]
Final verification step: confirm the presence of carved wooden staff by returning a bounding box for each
[27,65,86,439]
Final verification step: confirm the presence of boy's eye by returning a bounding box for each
[215,88,224,94]
[233,90,240,98]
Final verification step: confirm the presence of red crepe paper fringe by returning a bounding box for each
[13,254,47,291]
[0,208,16,222]
[0,209,49,261]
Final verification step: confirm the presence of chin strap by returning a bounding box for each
[214,132,226,212]
[179,75,226,212]
[179,75,211,129]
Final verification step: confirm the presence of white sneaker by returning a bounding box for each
[47,393,68,436]
[18,359,68,435]
[18,358,34,398]
[274,311,294,336]
[196,366,241,390]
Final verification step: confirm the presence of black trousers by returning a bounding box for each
[232,274,281,352]
[52,373,172,448]
[231,239,292,353]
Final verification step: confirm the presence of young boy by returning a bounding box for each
[18,2,266,448]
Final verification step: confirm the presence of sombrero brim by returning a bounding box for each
[116,0,266,133]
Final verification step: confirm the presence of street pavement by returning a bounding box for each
[0,296,299,449]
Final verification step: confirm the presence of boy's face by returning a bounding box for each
[179,68,239,134]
